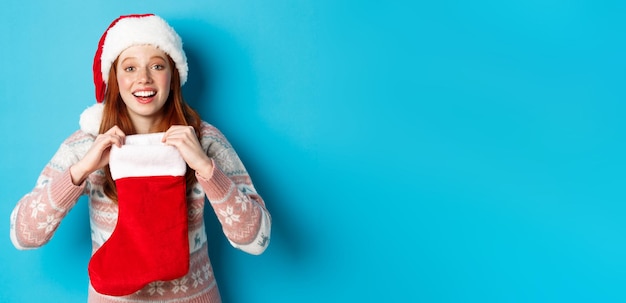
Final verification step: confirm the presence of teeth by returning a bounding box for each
[133,91,156,97]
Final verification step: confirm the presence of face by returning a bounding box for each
[116,45,172,126]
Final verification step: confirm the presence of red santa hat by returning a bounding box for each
[81,14,188,135]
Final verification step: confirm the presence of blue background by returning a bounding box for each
[1,0,625,302]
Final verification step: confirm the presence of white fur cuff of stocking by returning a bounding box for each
[109,132,186,180]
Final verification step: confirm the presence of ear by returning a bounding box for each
[79,103,104,136]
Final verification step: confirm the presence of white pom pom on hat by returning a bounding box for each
[81,14,188,135]
[80,103,105,136]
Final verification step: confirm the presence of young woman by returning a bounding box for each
[9,14,271,303]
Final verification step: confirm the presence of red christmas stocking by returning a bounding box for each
[88,133,190,296]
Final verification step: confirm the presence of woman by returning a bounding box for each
[9,14,271,303]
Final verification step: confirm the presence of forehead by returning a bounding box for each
[118,44,169,60]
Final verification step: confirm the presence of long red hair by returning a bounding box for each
[99,55,202,203]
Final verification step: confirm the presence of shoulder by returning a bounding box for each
[199,121,230,145]
[198,121,233,153]
[62,129,96,147]
[48,130,95,168]
[199,121,222,136]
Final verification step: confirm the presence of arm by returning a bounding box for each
[10,131,91,249]
[10,126,124,250]
[196,155,271,255]
[163,123,271,255]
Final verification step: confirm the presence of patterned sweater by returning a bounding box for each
[10,121,271,303]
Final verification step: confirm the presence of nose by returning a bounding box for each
[137,66,153,84]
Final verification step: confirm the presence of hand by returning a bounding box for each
[162,125,214,179]
[70,126,126,185]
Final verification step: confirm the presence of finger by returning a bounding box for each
[163,125,195,142]
[113,129,126,146]
[166,125,194,135]
[109,134,124,147]
[105,126,126,143]
[162,125,181,142]
[96,133,124,149]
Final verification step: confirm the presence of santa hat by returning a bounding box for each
[81,14,188,135]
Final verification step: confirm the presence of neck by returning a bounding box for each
[131,115,164,134]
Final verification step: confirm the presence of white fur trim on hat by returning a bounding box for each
[79,103,104,136]
[109,132,187,180]
[101,15,188,87]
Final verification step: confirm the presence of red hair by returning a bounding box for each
[99,56,202,203]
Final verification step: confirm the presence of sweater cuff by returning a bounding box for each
[49,169,85,210]
[195,159,235,203]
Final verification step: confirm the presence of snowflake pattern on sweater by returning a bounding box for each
[10,122,271,303]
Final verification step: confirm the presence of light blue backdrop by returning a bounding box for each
[1,0,625,302]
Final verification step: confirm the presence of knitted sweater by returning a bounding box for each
[9,121,271,303]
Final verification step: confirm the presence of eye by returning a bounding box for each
[152,64,166,70]
[123,66,136,72]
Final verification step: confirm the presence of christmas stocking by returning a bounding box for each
[88,132,190,296]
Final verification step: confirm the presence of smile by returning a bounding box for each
[133,91,156,98]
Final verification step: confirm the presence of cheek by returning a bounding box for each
[117,75,133,91]
[160,74,172,92]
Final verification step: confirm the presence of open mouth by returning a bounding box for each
[133,91,156,98]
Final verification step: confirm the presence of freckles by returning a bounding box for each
[117,76,133,90]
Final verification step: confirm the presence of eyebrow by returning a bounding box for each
[119,55,167,65]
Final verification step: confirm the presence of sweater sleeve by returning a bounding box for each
[196,123,271,255]
[10,131,91,250]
